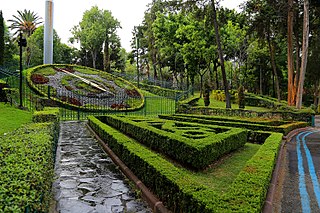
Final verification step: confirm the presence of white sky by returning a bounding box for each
[1,0,244,52]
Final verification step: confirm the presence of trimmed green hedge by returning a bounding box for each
[159,114,307,135]
[88,116,283,212]
[177,106,314,124]
[32,107,60,123]
[0,122,58,212]
[97,115,247,170]
[0,108,59,212]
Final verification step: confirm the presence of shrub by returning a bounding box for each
[32,107,60,123]
[97,115,247,170]
[0,120,59,212]
[88,116,283,212]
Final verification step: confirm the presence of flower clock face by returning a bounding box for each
[29,66,142,109]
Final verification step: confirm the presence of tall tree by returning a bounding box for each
[0,11,4,66]
[8,9,42,67]
[102,10,120,72]
[296,0,310,109]
[71,6,120,70]
[8,9,42,37]
[287,0,295,105]
[211,0,231,108]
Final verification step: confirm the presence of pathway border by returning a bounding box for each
[263,127,310,213]
[86,123,171,213]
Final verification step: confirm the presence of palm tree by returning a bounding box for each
[8,9,42,37]
[8,10,42,67]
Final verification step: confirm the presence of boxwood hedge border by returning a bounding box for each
[88,116,283,212]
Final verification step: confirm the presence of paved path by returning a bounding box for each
[272,127,320,213]
[52,121,151,213]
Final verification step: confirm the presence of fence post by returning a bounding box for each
[77,93,80,120]
[144,97,147,116]
[48,86,50,99]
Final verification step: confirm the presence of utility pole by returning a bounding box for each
[18,32,27,108]
[44,0,54,64]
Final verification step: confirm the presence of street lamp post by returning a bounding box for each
[136,29,140,88]
[18,32,27,108]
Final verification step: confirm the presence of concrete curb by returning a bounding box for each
[86,123,171,213]
[263,127,311,213]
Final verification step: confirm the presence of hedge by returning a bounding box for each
[0,108,59,212]
[88,116,283,212]
[32,107,60,123]
[177,106,314,123]
[97,115,247,170]
[159,114,307,135]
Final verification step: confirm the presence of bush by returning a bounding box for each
[88,116,283,212]
[0,120,59,212]
[32,107,60,123]
[159,114,308,135]
[97,115,247,170]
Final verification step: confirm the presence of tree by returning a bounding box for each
[8,9,42,37]
[245,0,286,102]
[287,0,295,106]
[211,0,231,108]
[27,26,76,66]
[296,0,310,109]
[0,11,4,66]
[8,9,42,67]
[71,6,120,70]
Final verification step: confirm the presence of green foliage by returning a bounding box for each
[0,11,4,66]
[159,114,308,135]
[32,107,59,123]
[88,116,282,212]
[97,115,247,170]
[0,121,58,212]
[70,6,121,69]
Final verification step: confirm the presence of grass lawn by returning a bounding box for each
[0,103,32,135]
[187,143,260,193]
[193,92,271,112]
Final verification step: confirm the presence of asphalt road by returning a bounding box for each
[272,127,320,213]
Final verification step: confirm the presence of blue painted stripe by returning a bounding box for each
[297,131,311,213]
[302,131,320,208]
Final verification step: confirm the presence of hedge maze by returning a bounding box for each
[88,114,289,212]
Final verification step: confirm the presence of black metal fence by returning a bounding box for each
[2,74,177,121]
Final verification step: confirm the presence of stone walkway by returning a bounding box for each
[52,121,151,213]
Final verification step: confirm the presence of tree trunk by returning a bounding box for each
[91,50,96,69]
[153,53,157,80]
[211,0,231,108]
[314,80,319,107]
[267,31,281,102]
[287,0,295,106]
[296,0,309,109]
[104,36,110,72]
[260,61,263,95]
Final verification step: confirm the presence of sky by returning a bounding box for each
[1,0,244,52]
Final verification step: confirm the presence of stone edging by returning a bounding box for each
[86,123,171,213]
